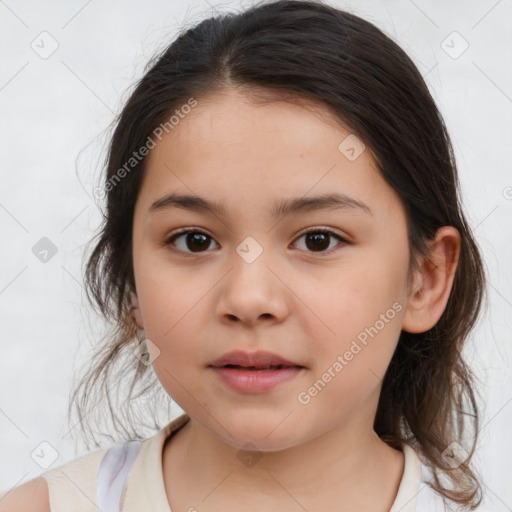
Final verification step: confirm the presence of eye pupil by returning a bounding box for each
[187,233,210,252]
[306,232,329,251]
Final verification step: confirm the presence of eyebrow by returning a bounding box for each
[148,192,372,218]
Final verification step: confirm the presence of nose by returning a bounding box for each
[215,244,290,327]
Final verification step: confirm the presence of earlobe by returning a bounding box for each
[402,226,461,334]
[130,291,144,330]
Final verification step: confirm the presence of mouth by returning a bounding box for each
[207,350,306,393]
[219,364,302,371]
[208,355,306,393]
[208,349,305,369]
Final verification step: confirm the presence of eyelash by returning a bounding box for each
[163,227,348,256]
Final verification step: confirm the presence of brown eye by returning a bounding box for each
[165,230,219,253]
[293,229,347,253]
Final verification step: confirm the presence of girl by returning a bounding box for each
[1,0,487,510]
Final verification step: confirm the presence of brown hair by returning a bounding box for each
[70,0,488,508]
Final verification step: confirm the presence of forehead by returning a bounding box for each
[136,89,402,220]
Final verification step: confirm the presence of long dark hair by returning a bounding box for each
[70,1,487,508]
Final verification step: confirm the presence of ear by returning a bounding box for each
[130,291,144,330]
[402,226,461,334]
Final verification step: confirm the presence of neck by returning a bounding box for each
[162,412,404,511]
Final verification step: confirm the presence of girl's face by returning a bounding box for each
[131,88,413,450]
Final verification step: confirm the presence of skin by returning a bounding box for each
[130,87,461,511]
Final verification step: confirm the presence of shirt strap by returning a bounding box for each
[96,440,143,512]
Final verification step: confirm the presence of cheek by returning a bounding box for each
[294,275,403,423]
[134,262,204,368]
[142,290,208,410]
[136,248,199,333]
[295,255,405,381]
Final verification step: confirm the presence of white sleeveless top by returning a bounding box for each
[39,413,458,511]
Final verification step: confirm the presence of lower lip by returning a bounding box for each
[209,366,304,393]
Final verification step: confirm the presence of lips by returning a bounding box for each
[222,364,289,371]
[208,350,304,370]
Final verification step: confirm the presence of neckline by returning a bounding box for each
[125,414,423,512]
[123,413,190,512]
[390,443,423,511]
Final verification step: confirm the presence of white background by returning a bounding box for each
[0,0,511,509]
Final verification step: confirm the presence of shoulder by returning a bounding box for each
[39,446,108,512]
[0,448,108,512]
[0,445,114,512]
[26,430,158,512]
[0,447,109,512]
[0,477,50,512]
